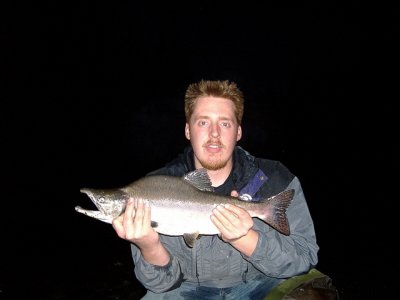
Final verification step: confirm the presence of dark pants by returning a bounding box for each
[142,275,283,300]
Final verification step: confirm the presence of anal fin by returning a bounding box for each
[183,232,200,248]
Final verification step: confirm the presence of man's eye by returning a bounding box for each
[221,122,230,128]
[199,121,207,126]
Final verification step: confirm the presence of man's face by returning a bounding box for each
[185,96,242,171]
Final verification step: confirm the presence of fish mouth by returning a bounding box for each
[79,189,105,214]
[74,205,98,216]
[80,188,90,195]
[80,189,94,203]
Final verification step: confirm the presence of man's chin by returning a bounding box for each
[199,159,228,171]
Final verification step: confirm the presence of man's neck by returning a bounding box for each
[208,169,231,187]
[201,162,233,187]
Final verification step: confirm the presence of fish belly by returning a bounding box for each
[150,205,219,236]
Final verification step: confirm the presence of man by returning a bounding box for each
[112,80,319,299]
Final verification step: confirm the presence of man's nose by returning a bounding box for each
[210,123,220,138]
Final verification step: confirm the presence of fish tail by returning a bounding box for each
[260,189,294,235]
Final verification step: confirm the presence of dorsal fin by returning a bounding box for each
[183,169,214,192]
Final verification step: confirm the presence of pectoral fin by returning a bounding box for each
[183,232,200,248]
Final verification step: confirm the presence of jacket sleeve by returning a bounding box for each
[242,177,319,278]
[130,243,184,293]
[129,167,187,293]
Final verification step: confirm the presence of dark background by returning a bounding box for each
[1,2,397,299]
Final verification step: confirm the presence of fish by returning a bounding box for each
[75,169,294,247]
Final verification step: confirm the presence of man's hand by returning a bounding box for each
[112,198,170,266]
[210,190,259,256]
[112,198,159,247]
[211,203,254,243]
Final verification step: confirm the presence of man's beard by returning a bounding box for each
[197,139,231,171]
[198,156,229,171]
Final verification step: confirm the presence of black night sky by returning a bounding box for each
[1,2,397,299]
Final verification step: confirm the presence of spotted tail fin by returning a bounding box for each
[263,189,294,235]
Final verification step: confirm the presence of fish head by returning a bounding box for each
[77,188,129,223]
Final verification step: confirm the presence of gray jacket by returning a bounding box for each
[130,146,319,292]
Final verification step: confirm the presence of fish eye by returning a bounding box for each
[98,197,105,203]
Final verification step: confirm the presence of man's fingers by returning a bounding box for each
[224,204,246,218]
[112,215,125,238]
[122,198,136,231]
[230,190,239,197]
[211,204,253,241]
[212,205,235,229]
[135,199,146,227]
[124,198,135,218]
[210,214,225,232]
[142,200,151,227]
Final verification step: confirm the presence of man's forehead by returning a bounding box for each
[194,97,234,112]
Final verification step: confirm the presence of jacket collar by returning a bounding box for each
[166,145,259,191]
[231,146,259,191]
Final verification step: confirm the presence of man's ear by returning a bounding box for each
[185,123,190,140]
[236,125,242,141]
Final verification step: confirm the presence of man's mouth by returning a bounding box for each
[204,143,224,153]
[207,144,221,148]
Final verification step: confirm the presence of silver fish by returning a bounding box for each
[75,169,294,247]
